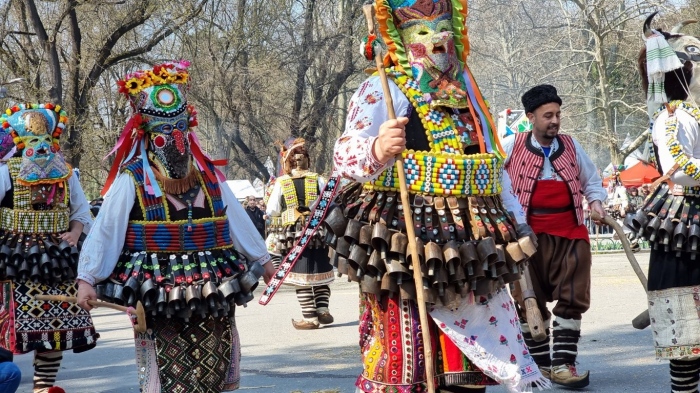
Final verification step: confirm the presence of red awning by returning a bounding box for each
[617,162,660,187]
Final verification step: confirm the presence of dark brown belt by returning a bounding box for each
[529,206,574,215]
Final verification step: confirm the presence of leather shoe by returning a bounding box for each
[318,311,334,325]
[291,319,319,330]
[551,364,589,388]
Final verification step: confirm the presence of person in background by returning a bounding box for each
[245,195,266,238]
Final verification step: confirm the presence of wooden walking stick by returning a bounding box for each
[362,5,436,392]
[34,295,148,333]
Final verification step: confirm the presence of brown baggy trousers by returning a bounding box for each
[512,233,591,321]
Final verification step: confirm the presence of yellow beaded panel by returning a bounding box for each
[279,174,319,226]
[0,158,71,233]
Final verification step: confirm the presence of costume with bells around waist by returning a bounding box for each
[265,138,334,329]
[322,0,549,391]
[624,14,700,393]
[502,85,607,389]
[0,103,97,393]
[77,62,271,393]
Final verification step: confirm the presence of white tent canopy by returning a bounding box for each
[225,180,263,200]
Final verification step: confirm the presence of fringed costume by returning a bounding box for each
[273,0,550,391]
[78,62,271,393]
[0,104,97,393]
[266,138,334,329]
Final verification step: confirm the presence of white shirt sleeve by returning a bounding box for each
[573,138,608,203]
[656,110,700,187]
[333,76,411,183]
[0,165,11,200]
[68,174,94,234]
[500,170,527,224]
[265,180,282,216]
[501,135,516,165]
[77,173,134,285]
[220,181,272,266]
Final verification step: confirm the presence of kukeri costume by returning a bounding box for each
[503,85,607,388]
[265,0,549,391]
[265,138,334,329]
[77,62,270,393]
[625,14,700,393]
[0,104,97,393]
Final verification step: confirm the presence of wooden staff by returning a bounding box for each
[34,295,148,333]
[362,5,436,392]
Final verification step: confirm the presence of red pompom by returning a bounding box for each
[48,387,66,393]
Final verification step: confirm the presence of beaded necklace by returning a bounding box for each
[388,68,462,154]
[657,100,700,181]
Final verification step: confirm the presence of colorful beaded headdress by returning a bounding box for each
[0,103,72,185]
[103,61,225,197]
[374,0,503,158]
[376,0,469,78]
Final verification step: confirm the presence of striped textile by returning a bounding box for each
[671,358,700,393]
[552,320,580,367]
[506,132,584,226]
[521,323,551,369]
[296,287,318,320]
[33,351,63,392]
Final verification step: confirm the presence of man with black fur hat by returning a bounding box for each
[502,84,607,389]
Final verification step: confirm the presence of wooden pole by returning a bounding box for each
[362,5,436,392]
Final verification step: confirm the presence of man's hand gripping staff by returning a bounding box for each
[362,5,437,393]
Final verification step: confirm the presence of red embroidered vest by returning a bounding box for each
[506,132,585,226]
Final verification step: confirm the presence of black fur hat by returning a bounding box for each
[521,84,563,114]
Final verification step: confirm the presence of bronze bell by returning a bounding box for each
[336,256,349,276]
[10,243,23,269]
[360,273,381,296]
[406,237,425,273]
[27,244,40,258]
[323,205,349,238]
[112,284,125,305]
[58,240,72,258]
[51,257,63,280]
[139,278,157,310]
[344,219,363,244]
[218,279,241,301]
[122,276,140,306]
[371,222,391,260]
[155,287,168,315]
[202,281,220,317]
[335,237,351,258]
[476,237,498,273]
[39,254,52,276]
[380,273,398,296]
[18,259,30,279]
[366,249,384,277]
[646,216,662,242]
[168,286,184,311]
[234,290,254,306]
[95,283,106,299]
[185,284,202,314]
[103,281,116,299]
[30,263,41,283]
[442,240,460,276]
[238,272,259,294]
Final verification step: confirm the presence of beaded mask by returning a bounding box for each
[0,104,71,186]
[378,0,469,108]
[104,62,226,197]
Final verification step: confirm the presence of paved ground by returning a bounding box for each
[13,252,667,392]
